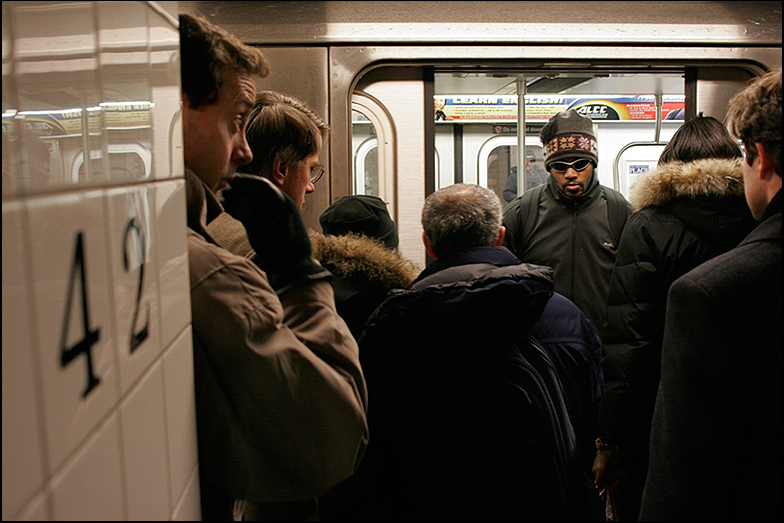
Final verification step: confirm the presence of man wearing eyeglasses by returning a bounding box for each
[228,90,329,209]
[180,16,367,520]
[503,108,631,349]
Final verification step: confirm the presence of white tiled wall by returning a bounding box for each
[2,2,200,520]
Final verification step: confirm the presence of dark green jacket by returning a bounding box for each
[502,174,631,335]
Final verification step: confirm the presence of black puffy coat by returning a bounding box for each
[599,157,757,518]
[310,231,420,521]
[359,247,603,520]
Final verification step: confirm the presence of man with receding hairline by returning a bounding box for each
[359,183,603,520]
[180,13,368,520]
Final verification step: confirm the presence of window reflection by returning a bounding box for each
[490,145,547,203]
[363,146,378,196]
[352,109,379,195]
[78,151,148,182]
[3,1,155,195]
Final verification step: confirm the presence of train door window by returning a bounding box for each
[433,71,686,197]
[352,112,378,194]
[477,136,545,203]
[351,92,396,217]
[615,143,668,199]
[73,143,151,183]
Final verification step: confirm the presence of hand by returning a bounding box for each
[222,173,331,293]
[592,449,617,493]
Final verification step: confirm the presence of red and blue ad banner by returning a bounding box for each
[434,95,685,122]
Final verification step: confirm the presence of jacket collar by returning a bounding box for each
[761,188,782,223]
[415,246,520,283]
[185,168,224,240]
[630,157,745,212]
[309,231,420,289]
[412,246,552,290]
[384,246,554,333]
[736,189,782,248]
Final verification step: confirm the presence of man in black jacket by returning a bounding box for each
[640,68,782,521]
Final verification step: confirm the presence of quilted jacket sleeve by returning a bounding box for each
[599,210,668,447]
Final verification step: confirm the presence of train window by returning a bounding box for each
[433,71,686,199]
[73,144,151,183]
[351,92,397,217]
[470,135,547,202]
[352,112,378,195]
[614,143,667,198]
[480,139,547,203]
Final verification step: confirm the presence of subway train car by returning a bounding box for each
[177,0,782,266]
[2,1,781,520]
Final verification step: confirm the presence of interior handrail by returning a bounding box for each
[613,141,667,191]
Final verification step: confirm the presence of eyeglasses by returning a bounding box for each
[549,158,593,173]
[310,163,326,184]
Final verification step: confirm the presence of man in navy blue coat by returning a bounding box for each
[359,183,603,520]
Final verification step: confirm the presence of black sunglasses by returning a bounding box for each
[550,158,593,173]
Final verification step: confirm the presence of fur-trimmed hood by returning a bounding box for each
[630,157,745,212]
[310,231,421,290]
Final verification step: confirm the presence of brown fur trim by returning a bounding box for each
[630,157,745,212]
[310,232,421,289]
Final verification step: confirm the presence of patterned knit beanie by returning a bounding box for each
[540,109,598,170]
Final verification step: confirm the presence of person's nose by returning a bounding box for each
[234,134,253,166]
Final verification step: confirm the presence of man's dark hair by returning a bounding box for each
[179,13,270,108]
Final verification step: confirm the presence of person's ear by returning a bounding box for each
[755,142,775,180]
[495,225,506,246]
[422,231,438,259]
[270,155,288,185]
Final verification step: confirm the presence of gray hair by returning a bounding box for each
[422,183,502,257]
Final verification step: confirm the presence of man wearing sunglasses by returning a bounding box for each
[503,110,630,479]
[503,108,631,351]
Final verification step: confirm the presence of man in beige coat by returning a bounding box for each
[180,14,368,520]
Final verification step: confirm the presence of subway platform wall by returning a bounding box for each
[2,1,200,520]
